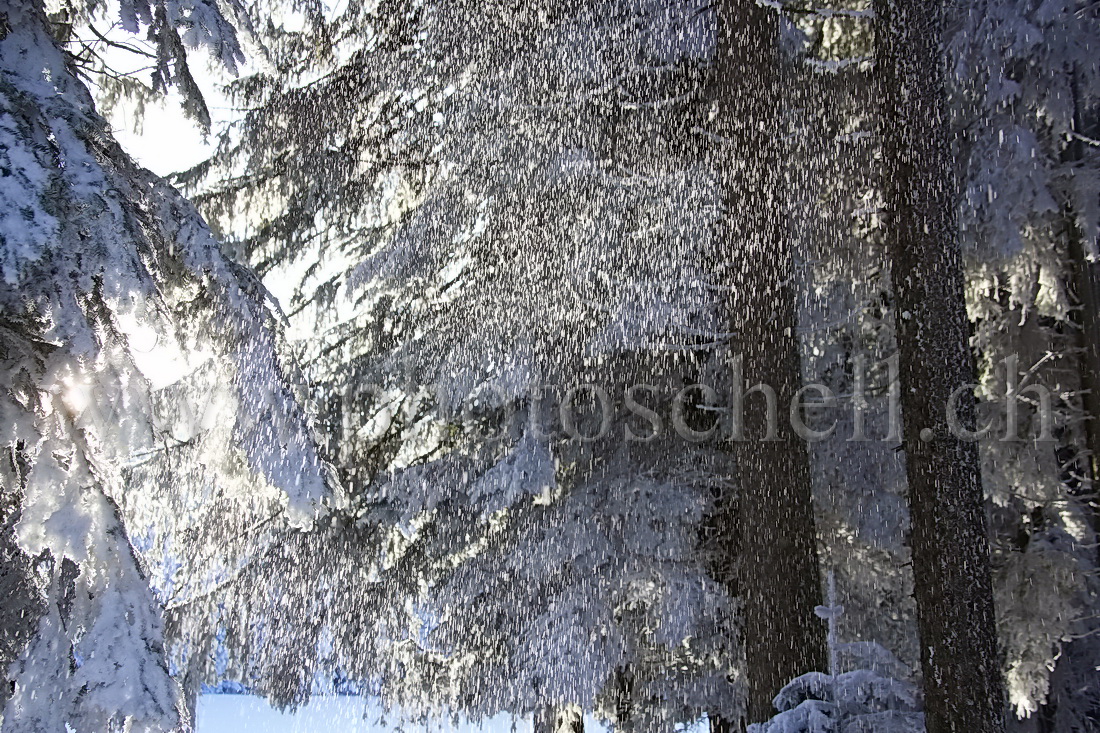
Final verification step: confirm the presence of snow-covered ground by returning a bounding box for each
[195,695,609,732]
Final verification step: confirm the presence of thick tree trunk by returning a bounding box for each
[1066,68,1100,534]
[1068,213,1100,488]
[710,1,827,729]
[876,2,1006,732]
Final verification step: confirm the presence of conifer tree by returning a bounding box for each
[876,0,1006,730]
[0,2,334,728]
[710,1,827,727]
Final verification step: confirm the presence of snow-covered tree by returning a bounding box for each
[749,594,924,733]
[0,1,334,729]
[947,0,1100,726]
[788,0,1100,727]
[171,0,743,727]
[11,0,1091,730]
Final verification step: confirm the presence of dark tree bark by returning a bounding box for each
[710,1,827,729]
[533,705,583,733]
[1068,194,1100,496]
[1066,68,1100,533]
[876,1,1006,732]
[1068,206,1100,492]
[0,498,42,710]
[611,665,633,733]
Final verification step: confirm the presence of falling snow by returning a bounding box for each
[1,0,1099,732]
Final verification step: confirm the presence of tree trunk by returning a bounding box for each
[611,665,633,733]
[1066,67,1100,545]
[710,1,828,728]
[1067,185,1100,492]
[533,705,583,733]
[876,1,1006,732]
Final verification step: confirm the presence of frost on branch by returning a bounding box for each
[0,1,334,728]
[947,0,1100,721]
[52,0,250,129]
